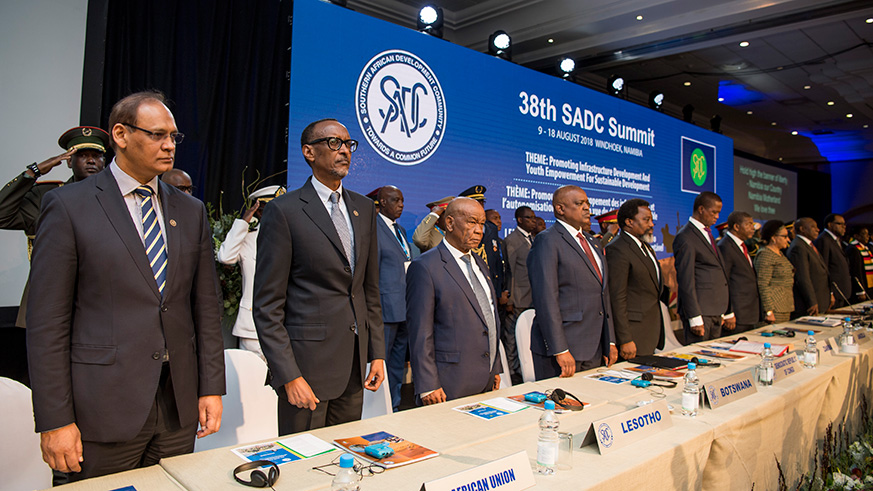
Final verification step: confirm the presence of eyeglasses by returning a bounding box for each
[123,123,185,144]
[311,454,384,478]
[175,185,195,194]
[306,137,358,152]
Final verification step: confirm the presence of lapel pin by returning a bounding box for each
[353,210,359,217]
[169,219,177,227]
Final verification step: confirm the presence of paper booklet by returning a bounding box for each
[622,365,685,379]
[452,397,530,420]
[332,431,438,469]
[729,340,790,356]
[688,348,748,361]
[794,316,844,327]
[232,433,336,466]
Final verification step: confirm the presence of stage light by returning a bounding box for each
[739,41,750,47]
[710,115,722,133]
[417,5,444,39]
[683,104,694,123]
[608,75,625,97]
[489,30,512,61]
[648,90,664,111]
[791,131,798,135]
[827,101,835,106]
[557,57,576,78]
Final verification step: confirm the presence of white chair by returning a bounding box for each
[195,349,278,452]
[515,309,537,382]
[362,363,393,419]
[0,377,51,490]
[655,300,684,352]
[497,341,513,388]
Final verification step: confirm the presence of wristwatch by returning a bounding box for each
[26,162,41,178]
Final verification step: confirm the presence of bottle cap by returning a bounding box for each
[845,317,851,321]
[764,342,771,348]
[544,400,556,410]
[808,330,814,336]
[687,362,696,370]
[339,453,355,468]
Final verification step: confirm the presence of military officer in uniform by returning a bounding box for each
[0,126,110,327]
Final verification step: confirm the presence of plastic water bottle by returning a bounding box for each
[840,318,858,353]
[681,362,699,417]
[802,330,818,369]
[536,400,559,475]
[331,453,360,491]
[757,343,774,386]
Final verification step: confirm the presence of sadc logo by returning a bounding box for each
[597,422,614,448]
[356,50,447,166]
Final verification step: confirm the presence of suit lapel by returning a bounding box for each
[93,171,162,301]
[158,182,181,299]
[300,179,350,268]
[344,189,364,268]
[624,233,659,289]
[439,243,488,325]
[691,224,720,261]
[377,216,407,257]
[557,225,602,285]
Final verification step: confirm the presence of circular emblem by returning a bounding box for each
[707,384,718,405]
[356,50,446,166]
[690,148,708,186]
[597,423,614,448]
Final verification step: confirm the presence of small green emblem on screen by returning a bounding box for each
[690,148,707,186]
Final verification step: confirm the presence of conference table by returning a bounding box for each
[51,308,873,491]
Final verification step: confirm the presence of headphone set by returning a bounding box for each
[233,460,280,488]
[545,388,585,411]
[631,372,678,389]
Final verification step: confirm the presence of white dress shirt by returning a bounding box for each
[110,160,166,248]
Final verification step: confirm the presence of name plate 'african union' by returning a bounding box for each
[703,369,757,409]
[581,400,672,455]
[420,451,534,491]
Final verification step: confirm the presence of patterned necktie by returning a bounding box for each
[134,186,168,296]
[704,226,720,258]
[576,232,603,282]
[394,223,410,260]
[330,192,354,273]
[461,255,497,368]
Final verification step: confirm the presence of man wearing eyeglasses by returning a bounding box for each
[26,91,225,480]
[254,118,385,435]
[161,168,194,195]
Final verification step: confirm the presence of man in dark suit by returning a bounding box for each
[788,217,834,317]
[718,211,764,331]
[503,206,537,384]
[406,197,502,404]
[253,119,385,435]
[27,92,225,480]
[673,191,733,343]
[606,198,667,360]
[375,185,411,412]
[815,214,853,308]
[527,185,617,380]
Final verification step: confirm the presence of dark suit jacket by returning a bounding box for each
[504,228,533,310]
[26,169,225,442]
[845,241,871,299]
[787,237,831,316]
[253,178,384,401]
[527,223,615,362]
[605,231,666,356]
[480,221,510,294]
[673,222,730,319]
[406,242,502,401]
[815,231,851,305]
[718,234,761,325]
[376,216,409,324]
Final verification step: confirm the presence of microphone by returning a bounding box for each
[833,281,860,315]
[854,277,869,298]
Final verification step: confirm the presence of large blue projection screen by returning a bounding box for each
[287,0,734,257]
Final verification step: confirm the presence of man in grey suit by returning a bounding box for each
[606,198,667,360]
[528,185,617,380]
[375,185,411,411]
[254,119,385,435]
[673,191,734,343]
[815,214,853,308]
[718,211,764,332]
[27,92,225,480]
[407,198,502,404]
[788,217,834,317]
[503,205,537,384]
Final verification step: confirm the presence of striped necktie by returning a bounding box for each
[134,186,168,296]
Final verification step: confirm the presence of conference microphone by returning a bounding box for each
[854,277,869,298]
[832,281,860,316]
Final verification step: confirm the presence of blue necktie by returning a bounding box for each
[135,186,168,296]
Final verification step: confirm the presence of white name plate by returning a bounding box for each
[580,400,672,455]
[703,369,757,409]
[773,353,800,383]
[856,331,872,346]
[421,451,534,491]
[818,339,836,360]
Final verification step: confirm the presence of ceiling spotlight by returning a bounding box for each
[710,115,722,133]
[771,122,777,126]
[803,85,811,90]
[557,57,576,79]
[739,41,750,47]
[683,104,694,123]
[718,97,725,102]
[648,90,665,111]
[791,131,798,135]
[864,124,869,128]
[746,110,753,115]
[489,30,512,60]
[846,113,853,118]
[827,101,835,106]
[608,75,625,97]
[866,18,873,24]
[636,15,643,21]
[547,38,554,44]
[683,81,692,87]
[417,5,444,38]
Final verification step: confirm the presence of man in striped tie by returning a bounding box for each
[27,91,225,480]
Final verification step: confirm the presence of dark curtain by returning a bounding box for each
[100,0,292,211]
